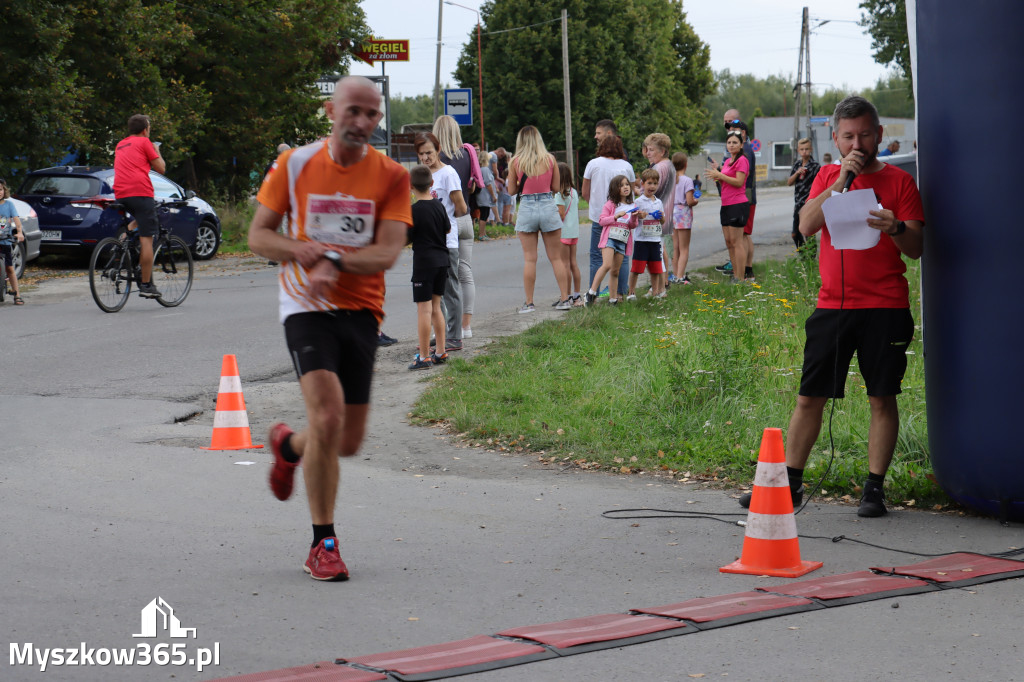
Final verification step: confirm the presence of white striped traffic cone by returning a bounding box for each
[200,354,264,451]
[721,427,821,578]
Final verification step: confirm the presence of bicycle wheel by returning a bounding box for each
[153,235,193,307]
[89,237,133,312]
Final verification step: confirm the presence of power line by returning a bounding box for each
[481,16,563,36]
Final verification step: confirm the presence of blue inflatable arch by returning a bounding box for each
[916,0,1024,521]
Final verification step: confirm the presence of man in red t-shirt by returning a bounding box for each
[740,96,924,518]
[248,76,411,581]
[113,114,166,298]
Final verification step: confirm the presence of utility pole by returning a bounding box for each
[793,7,807,158]
[561,9,574,177]
[792,7,815,160]
[804,10,813,148]
[433,0,443,120]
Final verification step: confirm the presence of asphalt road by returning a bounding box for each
[2,188,1022,681]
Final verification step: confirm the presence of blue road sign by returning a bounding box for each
[444,88,473,126]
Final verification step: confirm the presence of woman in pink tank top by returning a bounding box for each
[506,126,570,313]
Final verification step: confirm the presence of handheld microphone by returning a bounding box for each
[842,170,857,193]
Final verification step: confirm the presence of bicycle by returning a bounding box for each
[88,202,194,313]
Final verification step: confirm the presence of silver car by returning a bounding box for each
[7,197,42,279]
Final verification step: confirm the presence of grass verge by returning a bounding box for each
[210,199,257,255]
[412,252,948,510]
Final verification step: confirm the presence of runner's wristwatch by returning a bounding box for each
[324,250,345,271]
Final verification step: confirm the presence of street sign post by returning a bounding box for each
[444,88,473,126]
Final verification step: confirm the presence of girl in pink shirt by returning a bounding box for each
[585,175,639,305]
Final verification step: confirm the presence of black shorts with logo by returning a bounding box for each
[799,308,914,398]
[119,196,160,237]
[412,264,447,303]
[283,309,378,404]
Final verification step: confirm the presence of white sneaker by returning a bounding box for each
[626,294,637,302]
[462,328,472,339]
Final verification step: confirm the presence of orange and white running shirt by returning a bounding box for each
[257,140,412,324]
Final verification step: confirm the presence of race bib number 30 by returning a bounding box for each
[305,195,376,248]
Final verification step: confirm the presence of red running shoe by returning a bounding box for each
[269,423,299,501]
[304,538,349,581]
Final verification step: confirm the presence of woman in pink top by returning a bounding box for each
[704,130,750,283]
[507,126,569,313]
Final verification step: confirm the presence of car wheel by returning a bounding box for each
[13,242,26,279]
[193,220,220,260]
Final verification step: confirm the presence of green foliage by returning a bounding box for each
[452,0,713,159]
[1,1,370,199]
[390,93,437,131]
[206,198,258,255]
[413,257,943,507]
[706,70,913,142]
[859,0,912,90]
[861,74,914,116]
[0,1,83,175]
[705,71,796,141]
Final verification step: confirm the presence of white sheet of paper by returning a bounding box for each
[821,189,882,250]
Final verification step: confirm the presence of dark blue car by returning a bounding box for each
[15,166,221,259]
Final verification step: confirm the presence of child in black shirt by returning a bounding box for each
[408,165,451,370]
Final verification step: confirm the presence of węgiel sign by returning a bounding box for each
[352,39,410,65]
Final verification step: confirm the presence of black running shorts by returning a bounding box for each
[284,310,378,404]
[720,202,750,228]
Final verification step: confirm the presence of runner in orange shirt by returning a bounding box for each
[249,76,411,581]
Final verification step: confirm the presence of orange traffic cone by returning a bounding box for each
[200,354,264,451]
[721,427,822,578]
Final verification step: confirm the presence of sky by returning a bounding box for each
[347,0,894,99]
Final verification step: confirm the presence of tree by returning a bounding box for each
[0,0,83,176]
[451,0,713,166]
[390,93,436,132]
[859,0,911,90]
[1,1,370,198]
[163,0,370,197]
[704,71,794,141]
[860,74,914,118]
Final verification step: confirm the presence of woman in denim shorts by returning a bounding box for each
[507,126,570,313]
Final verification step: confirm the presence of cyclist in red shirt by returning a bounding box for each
[113,114,166,298]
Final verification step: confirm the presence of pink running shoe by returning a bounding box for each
[304,538,349,581]
[269,423,299,501]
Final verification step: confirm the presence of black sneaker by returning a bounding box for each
[738,485,804,509]
[138,282,161,299]
[858,481,888,517]
[584,292,597,306]
[715,261,732,273]
[378,331,399,347]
